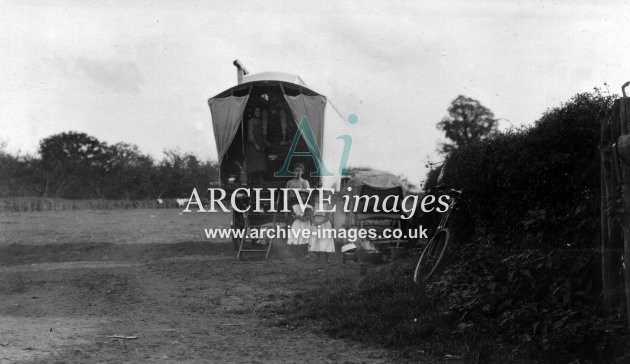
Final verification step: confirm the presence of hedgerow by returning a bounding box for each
[424,90,626,361]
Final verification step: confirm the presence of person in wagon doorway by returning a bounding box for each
[246,106,267,184]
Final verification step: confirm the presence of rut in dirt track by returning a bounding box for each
[0,241,403,363]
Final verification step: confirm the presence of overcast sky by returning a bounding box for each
[2,0,629,184]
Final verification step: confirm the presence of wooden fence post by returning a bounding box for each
[605,100,625,314]
[618,89,630,327]
[601,116,616,309]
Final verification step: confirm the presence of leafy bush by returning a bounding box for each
[428,243,623,361]
[423,89,626,361]
[428,90,614,250]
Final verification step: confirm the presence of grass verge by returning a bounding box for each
[0,196,190,212]
[273,258,518,362]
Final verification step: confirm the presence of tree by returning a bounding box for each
[105,143,154,200]
[39,131,108,197]
[437,95,498,154]
[151,150,220,198]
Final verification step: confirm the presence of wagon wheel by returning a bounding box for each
[231,210,245,251]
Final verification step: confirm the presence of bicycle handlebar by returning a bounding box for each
[427,185,463,197]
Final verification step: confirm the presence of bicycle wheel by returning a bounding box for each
[413,228,450,283]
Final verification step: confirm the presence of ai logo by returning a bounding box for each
[274,114,357,177]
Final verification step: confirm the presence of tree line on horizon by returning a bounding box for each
[0,95,495,201]
[0,131,219,200]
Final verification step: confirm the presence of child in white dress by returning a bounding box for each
[309,196,335,263]
[287,204,314,243]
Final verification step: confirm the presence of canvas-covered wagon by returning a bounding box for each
[207,61,347,258]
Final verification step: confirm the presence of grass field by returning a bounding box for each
[0,209,436,363]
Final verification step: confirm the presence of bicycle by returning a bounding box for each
[413,188,461,283]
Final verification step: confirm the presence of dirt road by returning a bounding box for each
[0,209,402,363]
